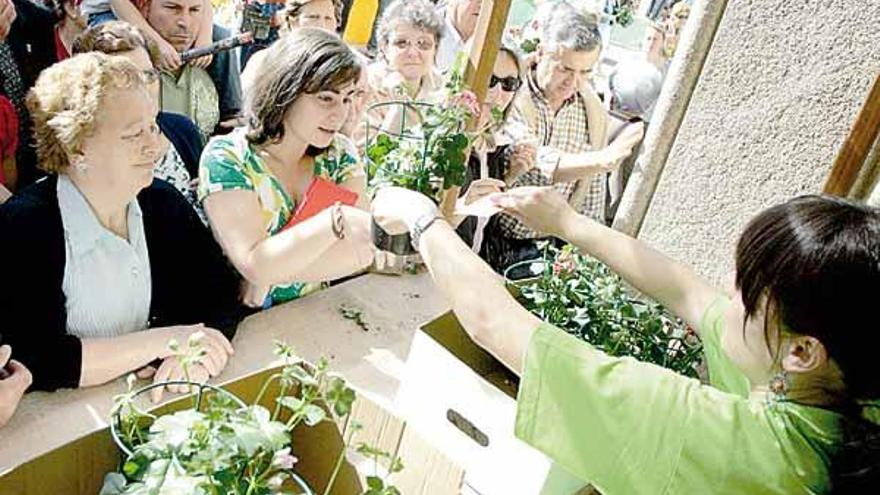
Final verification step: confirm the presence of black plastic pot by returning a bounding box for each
[371,217,418,256]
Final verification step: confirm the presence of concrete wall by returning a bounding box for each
[637,0,880,288]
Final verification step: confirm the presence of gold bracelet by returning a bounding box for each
[331,202,345,239]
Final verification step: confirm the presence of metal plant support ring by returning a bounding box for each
[109,381,315,494]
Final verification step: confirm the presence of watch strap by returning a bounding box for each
[410,214,441,251]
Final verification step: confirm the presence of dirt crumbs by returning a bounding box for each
[339,305,374,333]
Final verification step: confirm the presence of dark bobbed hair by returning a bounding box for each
[734,194,880,488]
[245,28,362,151]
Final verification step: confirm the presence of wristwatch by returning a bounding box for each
[410,213,442,251]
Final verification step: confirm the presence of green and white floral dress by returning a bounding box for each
[198,127,362,307]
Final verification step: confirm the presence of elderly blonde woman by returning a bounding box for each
[0,53,242,401]
[73,21,207,221]
[353,0,445,151]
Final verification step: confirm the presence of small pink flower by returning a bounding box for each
[272,448,298,470]
[450,90,481,116]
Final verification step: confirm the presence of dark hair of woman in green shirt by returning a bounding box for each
[735,196,880,490]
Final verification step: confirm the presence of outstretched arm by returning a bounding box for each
[490,187,723,333]
[204,190,374,287]
[544,123,644,183]
[372,188,541,375]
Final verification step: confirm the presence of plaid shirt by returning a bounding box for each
[499,67,606,239]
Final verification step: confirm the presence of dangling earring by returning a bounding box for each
[768,370,789,403]
[71,155,88,174]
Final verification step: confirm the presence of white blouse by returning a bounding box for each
[58,175,152,339]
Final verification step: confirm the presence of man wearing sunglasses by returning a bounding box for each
[498,1,644,278]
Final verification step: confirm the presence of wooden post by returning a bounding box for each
[464,0,513,118]
[440,0,513,218]
[823,73,880,197]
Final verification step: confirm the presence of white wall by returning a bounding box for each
[637,0,880,287]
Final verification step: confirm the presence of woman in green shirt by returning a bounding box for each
[372,186,879,493]
[200,28,374,308]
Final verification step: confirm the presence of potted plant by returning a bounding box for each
[365,58,481,255]
[511,244,704,378]
[101,335,403,494]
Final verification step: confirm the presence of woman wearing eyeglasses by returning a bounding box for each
[353,0,445,151]
[73,21,207,221]
[0,54,241,398]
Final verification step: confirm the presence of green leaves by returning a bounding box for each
[325,376,356,417]
[286,364,319,388]
[519,244,703,378]
[357,443,404,495]
[107,340,404,495]
[365,96,472,203]
[229,406,289,456]
[431,132,469,190]
[150,409,206,450]
[364,475,402,495]
[302,404,327,426]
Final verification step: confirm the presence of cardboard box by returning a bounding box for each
[0,366,362,495]
[416,311,592,495]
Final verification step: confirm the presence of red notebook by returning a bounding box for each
[282,176,359,230]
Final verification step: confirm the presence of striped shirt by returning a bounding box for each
[499,67,606,239]
[58,175,152,339]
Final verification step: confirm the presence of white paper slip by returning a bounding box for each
[454,197,502,218]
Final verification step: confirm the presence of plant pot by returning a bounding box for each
[502,258,546,283]
[371,217,417,256]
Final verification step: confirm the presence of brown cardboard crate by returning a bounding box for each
[0,366,361,495]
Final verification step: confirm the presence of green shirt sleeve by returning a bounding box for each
[514,323,820,495]
[198,135,255,202]
[699,297,751,397]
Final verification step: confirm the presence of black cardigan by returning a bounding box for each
[157,111,204,179]
[0,176,245,391]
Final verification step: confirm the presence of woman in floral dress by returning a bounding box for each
[199,28,374,308]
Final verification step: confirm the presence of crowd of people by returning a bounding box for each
[0,0,878,492]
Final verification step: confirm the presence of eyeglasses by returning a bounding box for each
[490,75,522,92]
[390,38,435,52]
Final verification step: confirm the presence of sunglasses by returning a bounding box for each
[490,75,522,92]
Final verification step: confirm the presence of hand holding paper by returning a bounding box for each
[454,178,506,218]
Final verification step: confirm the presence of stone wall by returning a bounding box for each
[636,0,880,288]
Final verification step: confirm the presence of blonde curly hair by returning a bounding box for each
[26,52,146,173]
